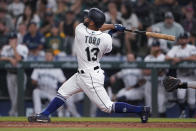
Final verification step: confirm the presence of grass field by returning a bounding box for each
[0,117,195,131]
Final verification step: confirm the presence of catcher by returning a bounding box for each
[163,76,196,92]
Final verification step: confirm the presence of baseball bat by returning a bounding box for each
[125,29,176,41]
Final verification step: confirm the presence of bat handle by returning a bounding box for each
[125,29,146,35]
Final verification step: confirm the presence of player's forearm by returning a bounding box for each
[13,48,22,61]
[178,81,196,89]
[182,55,196,61]
[100,24,114,31]
[165,56,174,61]
[0,57,11,61]
[32,79,38,87]
[187,81,196,89]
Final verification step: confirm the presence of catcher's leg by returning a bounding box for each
[177,77,188,117]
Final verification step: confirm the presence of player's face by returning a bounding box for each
[9,38,17,47]
[18,24,27,33]
[164,18,174,28]
[29,24,37,33]
[127,54,135,62]
[151,46,160,54]
[45,52,54,62]
[178,38,188,46]
[51,27,58,35]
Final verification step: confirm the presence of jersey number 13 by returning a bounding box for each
[85,47,100,61]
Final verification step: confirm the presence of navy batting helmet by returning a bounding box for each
[83,9,89,18]
[87,8,105,28]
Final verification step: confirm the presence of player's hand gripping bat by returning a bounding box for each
[125,29,176,41]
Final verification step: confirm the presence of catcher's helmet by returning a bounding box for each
[86,8,105,28]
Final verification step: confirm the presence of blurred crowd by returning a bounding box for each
[0,0,196,118]
[0,0,196,58]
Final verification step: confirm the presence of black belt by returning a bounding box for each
[78,66,99,74]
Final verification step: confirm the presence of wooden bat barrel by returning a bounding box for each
[146,32,176,41]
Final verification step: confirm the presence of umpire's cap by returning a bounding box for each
[8,32,17,39]
[178,32,189,39]
[85,8,105,28]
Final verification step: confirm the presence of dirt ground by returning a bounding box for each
[0,121,196,128]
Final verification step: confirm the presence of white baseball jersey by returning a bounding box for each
[1,44,29,60]
[74,23,112,70]
[58,23,114,113]
[1,44,28,116]
[167,44,196,76]
[144,53,165,80]
[144,53,166,113]
[167,44,196,58]
[116,69,142,88]
[31,69,66,89]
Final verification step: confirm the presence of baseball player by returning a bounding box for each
[165,32,196,117]
[0,32,28,116]
[28,8,150,123]
[163,76,196,90]
[32,51,83,117]
[110,53,145,102]
[31,51,66,116]
[143,40,167,117]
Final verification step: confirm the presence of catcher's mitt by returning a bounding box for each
[163,76,181,92]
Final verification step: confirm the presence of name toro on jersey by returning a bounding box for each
[75,23,112,70]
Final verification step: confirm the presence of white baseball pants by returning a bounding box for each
[33,88,64,116]
[6,72,26,116]
[177,76,196,108]
[116,86,144,101]
[58,68,114,113]
[144,79,166,113]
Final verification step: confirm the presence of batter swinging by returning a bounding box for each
[28,8,150,123]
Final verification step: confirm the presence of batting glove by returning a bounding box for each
[108,29,117,37]
[114,24,125,32]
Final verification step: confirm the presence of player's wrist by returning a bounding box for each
[112,24,115,29]
[113,24,125,32]
[178,82,188,89]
